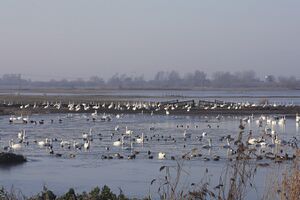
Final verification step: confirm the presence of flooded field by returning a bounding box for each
[0,112,299,198]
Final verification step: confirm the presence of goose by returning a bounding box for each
[136,133,144,144]
[9,140,22,150]
[158,152,166,159]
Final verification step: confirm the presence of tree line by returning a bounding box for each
[0,70,300,89]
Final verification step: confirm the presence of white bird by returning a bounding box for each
[38,138,51,147]
[82,132,89,140]
[136,133,144,144]
[223,138,231,148]
[114,125,120,131]
[183,130,191,138]
[84,140,90,150]
[247,138,257,145]
[158,152,166,159]
[60,140,71,148]
[91,110,98,117]
[73,141,84,149]
[202,138,212,149]
[18,130,26,140]
[202,132,207,137]
[113,136,124,147]
[9,140,22,150]
[125,127,133,135]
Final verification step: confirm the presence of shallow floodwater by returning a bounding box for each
[0,113,299,199]
[3,89,300,105]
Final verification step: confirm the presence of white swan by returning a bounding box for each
[125,127,133,135]
[136,133,144,144]
[183,130,191,138]
[38,138,51,147]
[84,140,90,150]
[158,152,166,159]
[113,136,124,147]
[9,140,22,150]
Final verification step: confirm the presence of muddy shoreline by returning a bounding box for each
[1,94,300,117]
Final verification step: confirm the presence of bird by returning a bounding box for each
[136,133,144,144]
[202,138,212,149]
[183,130,191,138]
[158,152,166,159]
[84,140,90,150]
[9,139,22,150]
[113,136,124,147]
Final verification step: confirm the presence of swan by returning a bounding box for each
[114,125,120,131]
[223,138,231,148]
[247,138,257,145]
[82,129,93,140]
[84,140,90,150]
[73,141,83,150]
[183,130,191,138]
[38,138,51,147]
[9,140,22,150]
[60,140,71,148]
[202,138,212,149]
[91,110,98,117]
[136,133,144,144]
[82,132,88,140]
[125,127,133,135]
[158,152,166,159]
[18,130,26,140]
[113,136,124,147]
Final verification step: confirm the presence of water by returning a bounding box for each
[0,113,299,198]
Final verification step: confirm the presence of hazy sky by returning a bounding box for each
[0,0,300,81]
